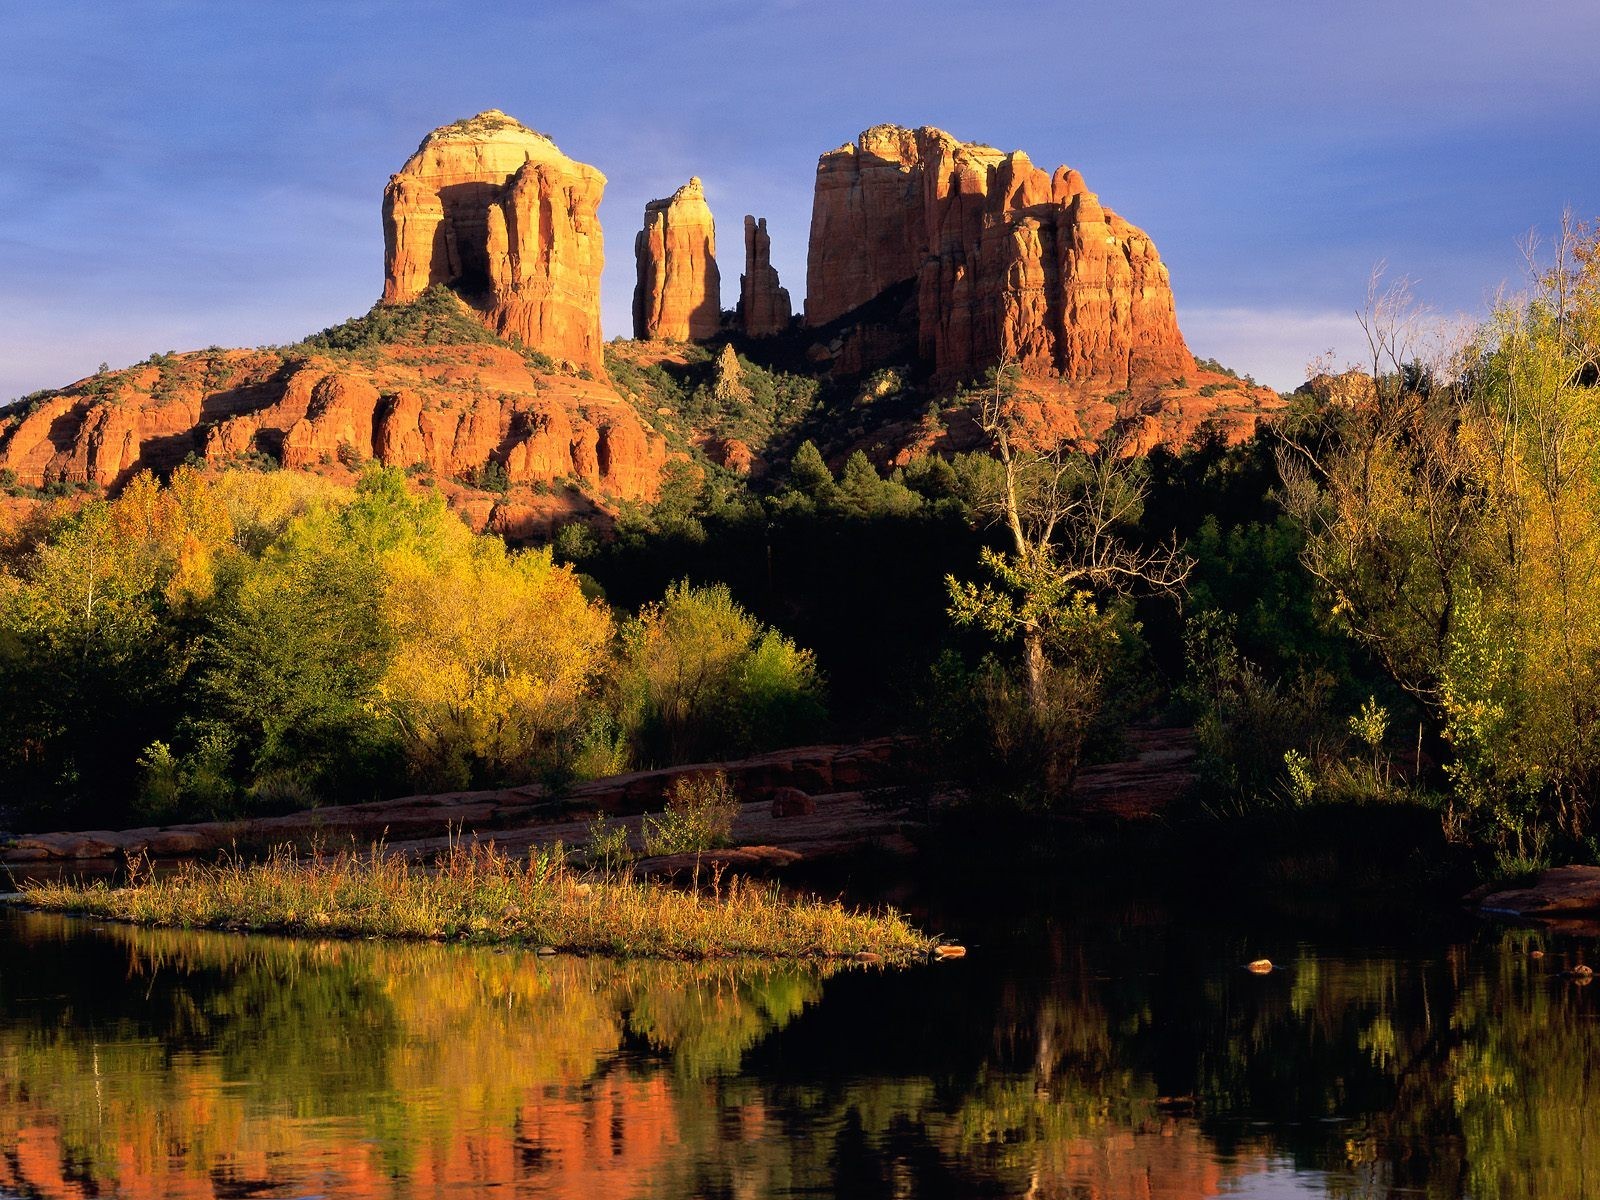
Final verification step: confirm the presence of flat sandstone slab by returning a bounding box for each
[1473,865,1600,916]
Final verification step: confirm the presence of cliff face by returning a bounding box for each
[382,111,607,371]
[737,216,792,337]
[0,344,667,506]
[632,177,721,341]
[804,125,1193,388]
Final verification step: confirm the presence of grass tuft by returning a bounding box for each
[18,840,934,962]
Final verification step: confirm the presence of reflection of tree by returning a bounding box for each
[1,911,1596,1199]
[0,913,835,1199]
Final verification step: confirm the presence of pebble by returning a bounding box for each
[535,946,558,957]
[852,951,881,964]
[932,944,967,960]
[1246,959,1274,974]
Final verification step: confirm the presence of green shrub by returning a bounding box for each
[616,582,826,765]
[584,815,634,875]
[642,771,739,855]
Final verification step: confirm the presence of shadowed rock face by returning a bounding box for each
[804,124,1193,387]
[738,215,792,337]
[633,177,722,341]
[382,110,608,371]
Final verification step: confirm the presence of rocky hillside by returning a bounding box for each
[1,111,1287,518]
[0,291,668,539]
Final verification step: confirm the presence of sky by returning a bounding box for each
[5,0,1600,400]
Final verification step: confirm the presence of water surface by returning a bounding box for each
[0,897,1595,1198]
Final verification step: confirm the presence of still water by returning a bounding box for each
[0,895,1595,1199]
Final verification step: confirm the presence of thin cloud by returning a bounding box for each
[1178,307,1371,393]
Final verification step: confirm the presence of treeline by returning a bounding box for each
[8,224,1600,878]
[572,226,1600,877]
[0,468,822,829]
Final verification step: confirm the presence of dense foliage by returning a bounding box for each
[0,466,823,829]
[8,226,1600,877]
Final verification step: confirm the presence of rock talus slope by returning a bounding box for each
[0,342,667,505]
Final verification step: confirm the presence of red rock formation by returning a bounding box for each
[0,346,668,502]
[281,375,382,469]
[382,111,607,371]
[632,177,721,341]
[805,125,941,327]
[804,124,1194,387]
[738,216,791,337]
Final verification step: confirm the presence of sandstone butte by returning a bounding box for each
[738,215,792,337]
[803,124,1283,451]
[632,177,722,341]
[0,112,1287,514]
[383,110,608,372]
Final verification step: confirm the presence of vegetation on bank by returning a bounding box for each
[5,222,1600,887]
[17,840,933,960]
[0,465,822,830]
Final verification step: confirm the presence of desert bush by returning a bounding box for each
[642,771,739,855]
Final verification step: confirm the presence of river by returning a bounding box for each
[0,889,1595,1198]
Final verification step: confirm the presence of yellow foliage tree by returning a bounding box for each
[381,537,614,788]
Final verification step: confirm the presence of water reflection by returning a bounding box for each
[0,908,1594,1198]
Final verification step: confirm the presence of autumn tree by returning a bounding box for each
[381,537,613,789]
[1282,229,1600,855]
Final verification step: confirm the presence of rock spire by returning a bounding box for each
[632,177,721,341]
[737,215,792,337]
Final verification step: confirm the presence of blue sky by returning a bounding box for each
[5,0,1599,398]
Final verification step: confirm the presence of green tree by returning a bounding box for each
[198,543,397,804]
[616,581,825,764]
[1282,234,1600,854]
[946,367,1190,796]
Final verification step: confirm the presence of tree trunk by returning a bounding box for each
[1021,628,1066,796]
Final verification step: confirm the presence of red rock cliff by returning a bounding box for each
[632,177,721,341]
[804,124,1194,387]
[382,111,607,371]
[0,345,667,505]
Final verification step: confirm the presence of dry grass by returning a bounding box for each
[17,840,933,962]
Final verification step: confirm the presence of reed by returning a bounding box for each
[18,840,933,962]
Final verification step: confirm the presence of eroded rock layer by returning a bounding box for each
[0,346,666,504]
[805,124,1194,387]
[632,177,721,341]
[382,111,607,370]
[738,216,792,337]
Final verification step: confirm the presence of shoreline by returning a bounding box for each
[15,840,938,963]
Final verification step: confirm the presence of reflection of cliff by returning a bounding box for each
[0,916,828,1200]
[6,914,1592,1199]
[0,914,1266,1200]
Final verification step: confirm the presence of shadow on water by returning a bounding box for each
[0,893,1596,1199]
